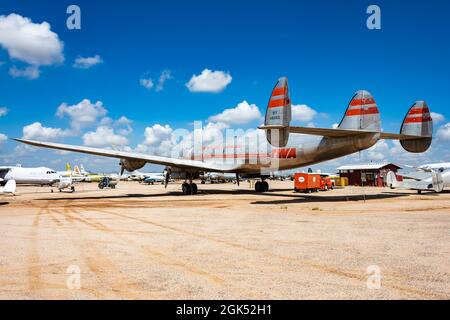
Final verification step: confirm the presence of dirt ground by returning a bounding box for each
[0,180,449,300]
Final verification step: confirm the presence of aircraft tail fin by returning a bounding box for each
[399,101,433,153]
[73,165,80,175]
[338,90,381,132]
[264,77,291,147]
[66,163,71,171]
[386,171,401,189]
[1,180,16,194]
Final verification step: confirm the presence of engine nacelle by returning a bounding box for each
[120,159,146,172]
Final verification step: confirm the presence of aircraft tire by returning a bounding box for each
[255,181,263,192]
[262,181,269,192]
[192,183,198,194]
[182,183,191,195]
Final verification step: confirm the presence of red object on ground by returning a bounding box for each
[320,176,333,191]
[294,173,321,193]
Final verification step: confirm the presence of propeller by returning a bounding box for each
[164,168,170,188]
[119,160,125,177]
[236,173,240,186]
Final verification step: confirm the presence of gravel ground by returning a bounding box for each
[0,181,448,299]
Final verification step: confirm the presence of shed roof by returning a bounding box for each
[336,163,401,171]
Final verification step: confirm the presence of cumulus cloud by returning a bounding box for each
[73,55,103,69]
[9,65,40,80]
[83,126,128,147]
[437,122,450,140]
[56,99,107,130]
[291,104,318,123]
[209,101,261,125]
[0,133,7,144]
[0,107,7,117]
[186,69,232,93]
[0,13,64,66]
[431,112,445,123]
[22,122,71,141]
[332,123,339,129]
[143,124,173,146]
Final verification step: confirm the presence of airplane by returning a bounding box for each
[0,180,16,194]
[129,170,165,182]
[142,174,165,185]
[13,77,434,195]
[57,163,86,182]
[0,166,60,186]
[386,162,450,194]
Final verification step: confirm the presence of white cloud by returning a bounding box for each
[332,123,339,129]
[186,69,232,93]
[22,122,70,141]
[83,126,128,147]
[0,133,7,144]
[291,104,318,123]
[437,122,450,141]
[209,101,261,125]
[431,112,445,123]
[143,124,173,145]
[367,140,389,161]
[0,107,7,117]
[73,55,103,69]
[140,78,154,89]
[0,13,64,65]
[140,70,172,91]
[9,65,40,79]
[56,99,107,130]
[156,69,172,92]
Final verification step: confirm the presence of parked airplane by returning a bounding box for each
[0,166,60,186]
[57,163,85,182]
[0,180,16,194]
[14,77,434,195]
[387,163,450,193]
[129,171,165,182]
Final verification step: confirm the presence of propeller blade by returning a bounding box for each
[164,169,170,188]
[236,173,240,186]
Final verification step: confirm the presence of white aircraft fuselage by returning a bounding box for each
[0,166,60,186]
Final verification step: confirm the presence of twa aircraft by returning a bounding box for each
[14,77,434,195]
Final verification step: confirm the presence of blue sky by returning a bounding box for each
[0,0,449,172]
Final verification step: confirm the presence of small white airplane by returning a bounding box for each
[0,166,60,186]
[130,171,165,182]
[387,162,450,194]
[14,77,435,195]
[0,180,16,194]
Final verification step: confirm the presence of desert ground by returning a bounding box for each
[0,180,448,299]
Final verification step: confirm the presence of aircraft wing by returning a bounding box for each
[13,138,229,173]
[259,125,431,140]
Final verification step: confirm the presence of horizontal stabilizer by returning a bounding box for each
[259,125,431,140]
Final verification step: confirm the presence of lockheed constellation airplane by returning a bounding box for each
[14,77,434,195]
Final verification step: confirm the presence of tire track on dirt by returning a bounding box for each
[93,208,447,299]
[62,204,227,289]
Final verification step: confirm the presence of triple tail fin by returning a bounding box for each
[338,90,381,132]
[264,77,291,147]
[399,101,432,153]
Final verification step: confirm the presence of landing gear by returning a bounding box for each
[255,181,269,192]
[182,182,198,195]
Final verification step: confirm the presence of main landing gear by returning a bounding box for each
[255,180,269,193]
[181,182,198,195]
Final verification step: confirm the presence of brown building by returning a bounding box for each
[336,163,402,187]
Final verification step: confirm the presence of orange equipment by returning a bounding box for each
[294,173,321,193]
